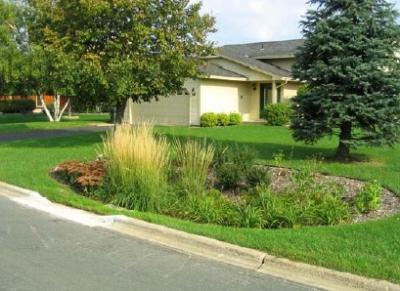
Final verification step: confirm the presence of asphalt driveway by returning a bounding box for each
[0,196,314,291]
[0,126,113,143]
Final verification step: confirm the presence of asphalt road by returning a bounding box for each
[0,196,315,291]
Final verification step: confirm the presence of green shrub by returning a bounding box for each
[200,113,218,127]
[0,99,36,113]
[215,163,243,190]
[168,190,239,226]
[250,184,350,229]
[354,181,382,213]
[216,113,230,126]
[214,144,257,190]
[246,166,271,188]
[171,139,214,196]
[229,113,242,125]
[236,203,264,228]
[261,103,292,126]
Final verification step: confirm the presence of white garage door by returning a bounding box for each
[200,82,240,114]
[128,94,190,125]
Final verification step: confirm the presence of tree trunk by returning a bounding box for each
[335,122,352,161]
[55,97,70,122]
[41,94,55,122]
[115,99,128,124]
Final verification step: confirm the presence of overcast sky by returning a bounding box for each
[194,0,400,45]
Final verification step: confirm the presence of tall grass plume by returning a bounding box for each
[172,139,214,195]
[102,123,169,211]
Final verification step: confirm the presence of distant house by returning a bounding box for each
[0,95,68,113]
[125,39,304,126]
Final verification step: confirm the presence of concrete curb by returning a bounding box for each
[1,182,399,291]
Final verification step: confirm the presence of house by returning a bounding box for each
[124,39,304,126]
[0,95,67,113]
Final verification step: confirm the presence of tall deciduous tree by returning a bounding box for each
[27,0,215,121]
[292,0,400,160]
[0,0,26,97]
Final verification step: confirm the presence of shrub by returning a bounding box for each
[216,113,230,126]
[229,113,242,125]
[101,124,169,212]
[261,103,292,126]
[354,181,382,213]
[167,189,239,226]
[0,99,36,113]
[246,166,271,188]
[250,184,350,228]
[200,113,218,127]
[171,139,215,196]
[215,163,243,190]
[214,144,257,190]
[52,160,106,194]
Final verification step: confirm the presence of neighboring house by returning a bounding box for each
[124,39,304,126]
[0,95,67,113]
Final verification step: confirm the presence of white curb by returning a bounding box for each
[1,182,399,291]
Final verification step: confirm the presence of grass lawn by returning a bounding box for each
[0,125,399,283]
[0,113,110,134]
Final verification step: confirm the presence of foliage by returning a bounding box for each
[167,190,239,226]
[200,112,218,127]
[246,166,271,188]
[229,113,242,126]
[171,139,214,196]
[201,112,241,127]
[0,99,35,113]
[216,113,230,126]
[292,0,400,160]
[249,181,350,229]
[0,0,27,97]
[214,144,256,190]
[101,124,169,212]
[354,181,382,214]
[1,126,400,282]
[27,0,216,120]
[261,103,292,126]
[52,160,106,194]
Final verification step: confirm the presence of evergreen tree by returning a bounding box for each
[292,0,400,160]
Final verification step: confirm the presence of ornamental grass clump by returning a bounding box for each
[101,124,169,212]
[172,139,215,196]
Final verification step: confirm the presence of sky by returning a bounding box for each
[193,0,400,45]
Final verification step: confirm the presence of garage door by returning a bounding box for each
[200,82,240,114]
[127,94,190,125]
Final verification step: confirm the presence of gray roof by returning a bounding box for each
[199,62,247,79]
[217,47,292,78]
[223,39,304,59]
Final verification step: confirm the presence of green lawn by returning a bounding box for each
[0,113,110,133]
[0,125,399,283]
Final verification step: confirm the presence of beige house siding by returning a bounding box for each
[187,79,201,125]
[249,82,261,121]
[282,82,300,103]
[199,79,254,122]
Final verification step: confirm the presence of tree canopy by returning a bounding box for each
[27,0,216,120]
[292,0,400,160]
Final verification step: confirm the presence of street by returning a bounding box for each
[0,196,314,291]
